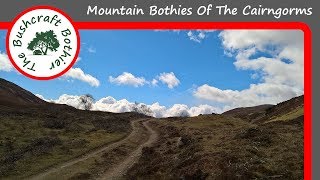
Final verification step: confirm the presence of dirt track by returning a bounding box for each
[29,118,158,180]
[99,120,158,180]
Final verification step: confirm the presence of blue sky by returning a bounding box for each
[0,30,303,116]
[1,30,253,106]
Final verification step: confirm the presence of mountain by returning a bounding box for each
[255,95,304,123]
[223,95,304,123]
[223,104,273,122]
[0,78,46,106]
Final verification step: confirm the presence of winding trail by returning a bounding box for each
[29,118,158,180]
[99,120,158,180]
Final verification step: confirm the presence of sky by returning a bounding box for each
[0,30,304,117]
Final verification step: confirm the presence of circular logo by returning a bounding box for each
[6,6,80,80]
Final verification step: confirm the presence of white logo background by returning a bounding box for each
[8,8,78,78]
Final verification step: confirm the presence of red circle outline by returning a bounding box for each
[6,5,80,80]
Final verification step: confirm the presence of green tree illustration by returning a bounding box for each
[27,30,60,55]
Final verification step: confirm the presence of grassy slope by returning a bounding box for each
[267,106,304,123]
[44,120,151,180]
[127,106,303,179]
[0,104,145,179]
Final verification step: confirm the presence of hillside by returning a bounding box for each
[0,78,46,106]
[127,96,304,179]
[256,95,304,123]
[223,95,304,123]
[0,79,146,179]
[0,78,304,179]
[223,104,273,122]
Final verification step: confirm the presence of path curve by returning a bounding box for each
[29,119,153,180]
[99,120,158,180]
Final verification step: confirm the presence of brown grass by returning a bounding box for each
[127,112,303,179]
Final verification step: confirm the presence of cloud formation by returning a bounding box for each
[109,72,147,87]
[87,47,96,53]
[194,30,304,110]
[0,53,100,88]
[38,94,221,118]
[155,30,215,43]
[0,52,14,72]
[158,72,180,89]
[64,68,100,87]
[187,30,211,43]
[151,79,158,86]
[108,72,180,89]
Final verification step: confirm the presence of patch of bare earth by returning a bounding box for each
[98,120,158,180]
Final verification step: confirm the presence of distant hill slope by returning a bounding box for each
[0,78,46,106]
[222,95,304,123]
[223,104,274,121]
[256,95,304,123]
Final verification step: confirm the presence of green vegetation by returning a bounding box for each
[0,105,144,179]
[43,120,150,180]
[267,106,304,123]
[127,97,304,179]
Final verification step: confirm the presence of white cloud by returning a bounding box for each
[155,30,215,43]
[109,72,147,87]
[35,94,45,100]
[38,94,221,118]
[76,57,81,63]
[187,30,215,43]
[154,30,181,33]
[64,68,100,87]
[194,83,301,111]
[151,79,158,86]
[50,94,92,110]
[165,104,190,117]
[0,54,99,91]
[88,47,96,53]
[54,94,84,109]
[221,30,303,89]
[187,31,205,43]
[108,72,180,89]
[158,72,180,89]
[148,102,167,118]
[0,52,14,72]
[194,30,304,110]
[95,99,221,117]
[189,104,220,116]
[94,97,134,113]
[250,73,259,80]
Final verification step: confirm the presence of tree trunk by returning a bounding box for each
[44,46,49,55]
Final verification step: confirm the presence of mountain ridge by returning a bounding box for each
[0,78,46,106]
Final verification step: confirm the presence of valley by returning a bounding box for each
[0,78,304,179]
